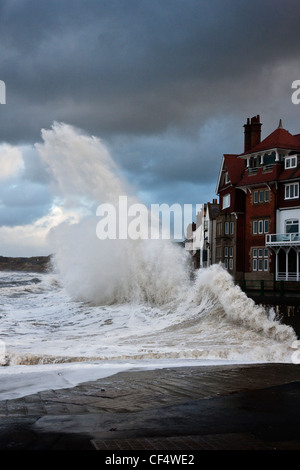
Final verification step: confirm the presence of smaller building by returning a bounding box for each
[185,200,219,269]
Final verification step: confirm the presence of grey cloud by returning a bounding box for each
[0,0,300,236]
[1,0,300,141]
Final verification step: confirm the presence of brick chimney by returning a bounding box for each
[243,115,262,152]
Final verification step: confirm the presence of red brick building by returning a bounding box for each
[216,154,245,280]
[216,115,300,285]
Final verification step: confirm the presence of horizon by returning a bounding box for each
[0,0,300,256]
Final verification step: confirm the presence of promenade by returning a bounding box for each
[0,363,299,450]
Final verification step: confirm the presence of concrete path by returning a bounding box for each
[0,363,299,450]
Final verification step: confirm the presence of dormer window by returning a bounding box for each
[285,156,297,169]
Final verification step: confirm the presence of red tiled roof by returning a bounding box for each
[240,127,300,155]
[279,166,300,181]
[237,165,281,187]
[223,154,245,184]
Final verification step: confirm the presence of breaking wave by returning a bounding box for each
[1,122,297,369]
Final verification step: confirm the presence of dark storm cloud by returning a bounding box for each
[0,0,300,219]
[1,0,300,139]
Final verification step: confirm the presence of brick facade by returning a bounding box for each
[216,115,300,284]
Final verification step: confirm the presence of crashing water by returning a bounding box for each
[0,266,296,369]
[0,122,297,399]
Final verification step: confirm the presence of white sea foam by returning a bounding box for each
[0,122,297,399]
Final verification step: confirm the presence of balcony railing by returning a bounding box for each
[277,272,299,281]
[262,164,274,172]
[266,233,300,246]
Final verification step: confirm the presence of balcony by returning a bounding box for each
[266,233,300,247]
[277,272,299,281]
[266,233,300,282]
[248,167,258,175]
[262,163,274,172]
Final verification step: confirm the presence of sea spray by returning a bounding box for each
[32,122,297,363]
[36,122,191,305]
[193,264,297,344]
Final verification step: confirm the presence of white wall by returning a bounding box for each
[277,207,300,233]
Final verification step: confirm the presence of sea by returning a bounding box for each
[0,122,297,400]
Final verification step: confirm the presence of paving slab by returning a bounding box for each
[0,363,299,450]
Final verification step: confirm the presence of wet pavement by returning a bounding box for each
[0,363,299,450]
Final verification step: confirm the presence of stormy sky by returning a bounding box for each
[1,0,300,256]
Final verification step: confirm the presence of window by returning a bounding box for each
[224,246,233,271]
[225,172,230,184]
[252,247,269,272]
[265,190,269,202]
[253,189,270,204]
[264,220,269,233]
[222,193,230,209]
[250,156,260,168]
[285,183,299,200]
[230,222,234,235]
[285,156,297,169]
[259,190,264,203]
[286,219,299,234]
[224,222,229,234]
[253,219,269,235]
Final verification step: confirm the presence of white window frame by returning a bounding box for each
[253,220,258,234]
[264,219,269,234]
[285,182,299,200]
[285,219,299,234]
[252,247,269,272]
[222,193,230,209]
[265,189,269,202]
[285,156,297,169]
